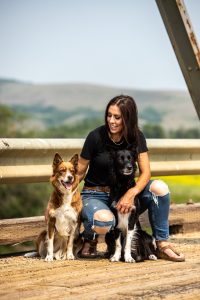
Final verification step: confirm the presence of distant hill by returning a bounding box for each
[0,79,199,129]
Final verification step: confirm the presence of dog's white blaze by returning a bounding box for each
[117,212,130,233]
[64,170,74,183]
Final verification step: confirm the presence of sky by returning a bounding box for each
[0,0,200,91]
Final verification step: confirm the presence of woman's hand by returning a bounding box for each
[116,192,136,214]
[115,185,140,214]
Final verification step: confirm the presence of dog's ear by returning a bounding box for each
[53,153,63,168]
[126,144,138,161]
[70,153,79,172]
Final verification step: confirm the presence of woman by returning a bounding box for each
[78,95,185,262]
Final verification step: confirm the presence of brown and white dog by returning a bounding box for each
[36,153,82,261]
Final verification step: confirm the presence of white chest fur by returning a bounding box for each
[117,212,131,234]
[54,196,78,237]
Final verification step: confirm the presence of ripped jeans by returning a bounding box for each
[81,180,170,241]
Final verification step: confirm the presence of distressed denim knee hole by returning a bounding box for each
[94,209,114,222]
[92,225,112,234]
[149,180,170,206]
[91,217,115,234]
[149,180,169,197]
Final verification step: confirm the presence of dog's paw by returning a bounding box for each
[61,254,67,260]
[54,252,62,260]
[45,254,54,262]
[124,255,135,263]
[149,254,157,260]
[66,253,75,260]
[110,255,120,262]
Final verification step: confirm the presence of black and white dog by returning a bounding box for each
[106,149,157,263]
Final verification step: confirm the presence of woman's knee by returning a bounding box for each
[92,209,115,234]
[150,180,169,197]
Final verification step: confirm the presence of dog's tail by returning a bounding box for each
[24,251,38,258]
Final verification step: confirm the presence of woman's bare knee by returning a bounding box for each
[150,180,169,197]
[94,209,114,222]
[93,210,114,234]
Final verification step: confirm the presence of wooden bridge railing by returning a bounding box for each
[0,138,200,247]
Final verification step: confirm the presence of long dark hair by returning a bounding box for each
[105,95,140,148]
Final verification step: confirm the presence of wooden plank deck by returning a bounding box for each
[1,203,200,246]
[0,233,200,300]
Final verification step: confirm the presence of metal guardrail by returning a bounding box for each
[0,138,84,184]
[0,138,200,184]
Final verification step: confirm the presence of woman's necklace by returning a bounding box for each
[108,132,124,146]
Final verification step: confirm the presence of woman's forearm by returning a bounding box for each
[78,157,90,183]
[131,151,151,196]
[134,170,151,195]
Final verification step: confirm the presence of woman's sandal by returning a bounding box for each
[156,244,185,262]
[79,239,100,259]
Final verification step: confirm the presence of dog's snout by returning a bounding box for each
[67,175,73,182]
[122,164,133,175]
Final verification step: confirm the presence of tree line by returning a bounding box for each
[1,104,200,139]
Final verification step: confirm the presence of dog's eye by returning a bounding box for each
[69,167,75,173]
[59,168,66,173]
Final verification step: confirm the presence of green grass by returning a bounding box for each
[152,175,200,204]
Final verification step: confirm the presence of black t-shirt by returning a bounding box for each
[80,125,148,187]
